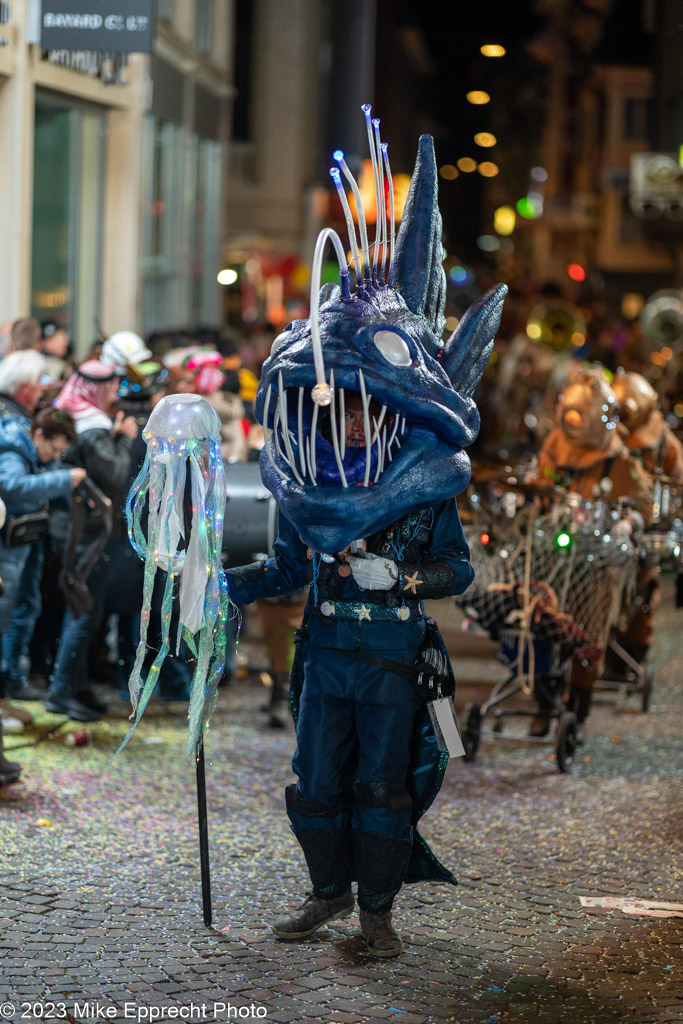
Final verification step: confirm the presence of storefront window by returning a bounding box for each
[192,137,222,326]
[141,115,222,333]
[31,95,104,356]
[195,0,213,55]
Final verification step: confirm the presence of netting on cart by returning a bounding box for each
[458,499,639,687]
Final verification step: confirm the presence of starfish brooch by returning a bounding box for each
[402,571,423,595]
[357,605,372,621]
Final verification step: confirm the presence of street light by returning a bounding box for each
[457,157,477,173]
[480,44,506,57]
[467,90,490,105]
[474,132,497,148]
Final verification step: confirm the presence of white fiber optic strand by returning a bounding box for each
[362,104,382,281]
[329,168,363,288]
[305,437,317,485]
[380,143,396,285]
[328,370,348,487]
[338,387,346,460]
[335,152,371,279]
[373,119,387,283]
[309,400,319,477]
[358,370,373,487]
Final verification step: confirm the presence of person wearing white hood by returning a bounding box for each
[44,360,139,722]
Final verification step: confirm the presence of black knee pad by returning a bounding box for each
[354,780,412,816]
[285,783,344,819]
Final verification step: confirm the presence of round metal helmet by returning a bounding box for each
[611,369,657,434]
[143,393,222,443]
[556,369,619,450]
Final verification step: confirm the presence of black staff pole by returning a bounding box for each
[196,737,213,926]
[183,460,213,927]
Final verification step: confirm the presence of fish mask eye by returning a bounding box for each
[373,330,412,367]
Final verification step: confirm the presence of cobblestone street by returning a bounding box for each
[1,581,681,1024]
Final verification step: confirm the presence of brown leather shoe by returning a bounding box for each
[359,909,404,957]
[272,891,354,939]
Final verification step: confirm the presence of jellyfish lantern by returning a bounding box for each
[119,393,230,759]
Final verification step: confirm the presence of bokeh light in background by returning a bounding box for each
[621,292,645,319]
[478,162,499,177]
[480,44,506,57]
[217,268,238,285]
[474,132,497,148]
[516,196,542,219]
[530,166,548,182]
[445,315,460,332]
[440,164,459,180]
[466,90,490,105]
[449,265,473,285]
[457,157,478,173]
[477,235,500,252]
[494,206,516,235]
[567,263,587,282]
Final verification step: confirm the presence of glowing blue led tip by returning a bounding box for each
[372,118,380,127]
[380,142,388,152]
[361,103,372,114]
[329,167,341,181]
[333,149,344,162]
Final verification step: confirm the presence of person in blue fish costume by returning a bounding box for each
[227,106,506,957]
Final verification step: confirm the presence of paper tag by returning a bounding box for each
[428,698,466,758]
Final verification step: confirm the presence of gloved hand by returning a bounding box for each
[412,643,453,700]
[345,553,399,591]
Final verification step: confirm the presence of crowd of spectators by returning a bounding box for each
[0,315,268,787]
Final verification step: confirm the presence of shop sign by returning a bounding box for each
[40,1,154,52]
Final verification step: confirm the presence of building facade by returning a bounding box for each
[0,0,233,356]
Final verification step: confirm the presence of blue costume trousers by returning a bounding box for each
[287,639,423,912]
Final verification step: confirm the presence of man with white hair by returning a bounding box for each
[0,350,46,425]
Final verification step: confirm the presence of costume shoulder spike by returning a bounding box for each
[255,105,507,553]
